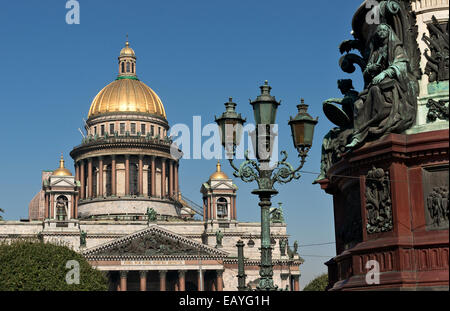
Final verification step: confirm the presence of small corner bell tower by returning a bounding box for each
[118,35,137,78]
[200,161,238,225]
[42,154,80,222]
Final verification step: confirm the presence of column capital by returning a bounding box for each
[88,157,93,163]
[159,270,168,275]
[138,154,144,160]
[120,270,128,278]
[111,154,116,160]
[139,270,148,278]
[216,269,224,277]
[178,270,186,277]
[125,154,130,159]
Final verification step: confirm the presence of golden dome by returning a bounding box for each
[52,154,72,177]
[120,41,135,57]
[87,39,166,119]
[88,78,166,118]
[209,161,229,180]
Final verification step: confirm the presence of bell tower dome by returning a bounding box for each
[200,161,238,223]
[118,36,137,78]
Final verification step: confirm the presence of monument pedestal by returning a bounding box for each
[319,129,449,291]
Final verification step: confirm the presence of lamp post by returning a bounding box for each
[236,240,247,291]
[215,81,318,291]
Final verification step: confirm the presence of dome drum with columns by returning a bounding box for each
[70,40,184,220]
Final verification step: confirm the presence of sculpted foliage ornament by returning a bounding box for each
[365,166,393,234]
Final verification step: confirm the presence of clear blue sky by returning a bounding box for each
[0,0,364,288]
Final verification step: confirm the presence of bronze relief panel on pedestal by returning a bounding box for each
[422,165,449,231]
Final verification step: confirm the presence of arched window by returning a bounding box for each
[217,197,228,219]
[132,63,135,73]
[130,163,138,195]
[106,164,112,196]
[121,62,125,73]
[126,62,131,73]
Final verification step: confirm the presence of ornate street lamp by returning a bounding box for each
[215,97,246,157]
[215,81,318,291]
[289,98,319,158]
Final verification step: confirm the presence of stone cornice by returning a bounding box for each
[85,254,225,261]
[321,130,449,192]
[223,258,303,266]
[70,138,181,161]
[86,112,169,128]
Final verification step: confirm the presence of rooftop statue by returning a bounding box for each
[269,202,285,223]
[80,230,87,247]
[215,230,224,248]
[146,207,157,224]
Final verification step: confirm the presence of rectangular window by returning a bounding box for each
[94,126,97,135]
[131,123,136,134]
[150,125,154,136]
[141,124,146,135]
[158,127,161,136]
[101,125,105,136]
[110,123,115,134]
[120,123,125,135]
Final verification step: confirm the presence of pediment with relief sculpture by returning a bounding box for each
[83,225,228,259]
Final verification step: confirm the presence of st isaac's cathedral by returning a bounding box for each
[0,40,302,291]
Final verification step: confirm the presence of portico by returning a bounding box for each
[83,225,228,291]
